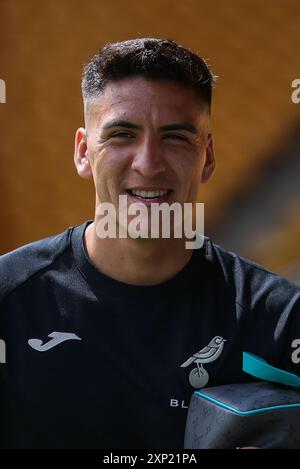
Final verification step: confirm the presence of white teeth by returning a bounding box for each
[130,189,169,198]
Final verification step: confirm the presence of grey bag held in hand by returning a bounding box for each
[184,353,300,449]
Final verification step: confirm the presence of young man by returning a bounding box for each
[0,38,299,449]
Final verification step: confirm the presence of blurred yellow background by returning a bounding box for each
[0,0,300,282]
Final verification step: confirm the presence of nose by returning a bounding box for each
[131,135,166,178]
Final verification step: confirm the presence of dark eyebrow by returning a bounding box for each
[102,120,142,131]
[158,122,198,134]
[102,119,198,134]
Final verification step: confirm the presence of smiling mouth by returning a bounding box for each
[126,189,173,201]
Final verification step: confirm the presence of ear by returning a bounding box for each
[201,133,216,183]
[74,127,93,179]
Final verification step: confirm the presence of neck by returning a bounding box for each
[84,221,193,286]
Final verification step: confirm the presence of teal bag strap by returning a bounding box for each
[243,352,300,388]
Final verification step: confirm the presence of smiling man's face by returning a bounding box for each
[75,77,215,235]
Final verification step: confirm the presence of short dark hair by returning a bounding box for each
[82,38,216,110]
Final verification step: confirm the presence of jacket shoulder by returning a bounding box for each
[205,237,300,311]
[0,226,73,303]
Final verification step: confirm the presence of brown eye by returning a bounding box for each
[164,134,187,141]
[111,132,135,139]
